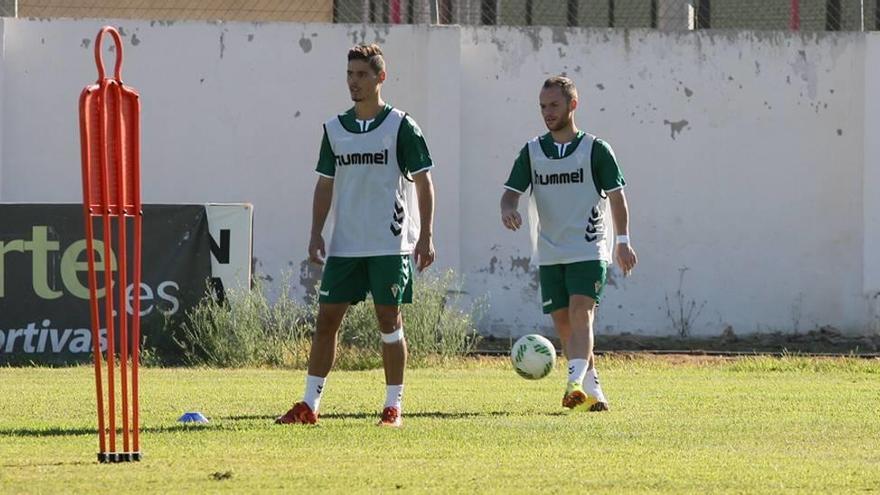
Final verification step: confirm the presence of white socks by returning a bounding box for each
[303,375,326,412]
[567,358,588,385]
[568,360,608,403]
[584,367,607,402]
[385,384,404,411]
[304,376,404,414]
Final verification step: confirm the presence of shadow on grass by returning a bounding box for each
[0,411,568,438]
[1,460,94,469]
[0,424,216,438]
[224,410,567,422]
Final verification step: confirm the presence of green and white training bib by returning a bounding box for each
[526,133,612,265]
[323,108,420,257]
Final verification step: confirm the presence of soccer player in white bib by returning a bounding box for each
[276,44,435,427]
[500,76,637,412]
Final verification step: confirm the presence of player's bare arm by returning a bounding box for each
[309,176,334,265]
[500,189,523,231]
[607,189,637,276]
[413,171,435,272]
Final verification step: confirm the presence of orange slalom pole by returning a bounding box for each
[110,80,131,458]
[79,90,106,457]
[97,77,117,460]
[131,213,142,456]
[130,88,143,458]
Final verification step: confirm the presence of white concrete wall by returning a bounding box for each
[461,28,869,337]
[0,18,876,337]
[865,33,880,332]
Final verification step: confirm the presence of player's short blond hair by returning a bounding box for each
[542,76,578,102]
[348,43,386,75]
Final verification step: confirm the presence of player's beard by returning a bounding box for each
[546,113,571,132]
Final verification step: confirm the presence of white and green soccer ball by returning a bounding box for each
[510,334,556,380]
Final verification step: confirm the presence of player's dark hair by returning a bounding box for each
[542,76,578,102]
[348,43,386,74]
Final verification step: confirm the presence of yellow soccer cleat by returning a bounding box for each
[562,382,609,412]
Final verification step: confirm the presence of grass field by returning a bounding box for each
[1,355,879,494]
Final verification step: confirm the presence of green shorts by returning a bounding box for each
[318,255,413,306]
[538,260,607,314]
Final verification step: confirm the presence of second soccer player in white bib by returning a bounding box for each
[500,76,638,412]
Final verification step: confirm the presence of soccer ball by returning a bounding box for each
[510,334,556,380]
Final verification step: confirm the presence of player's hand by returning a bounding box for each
[501,207,523,231]
[615,243,638,277]
[308,233,326,265]
[414,235,435,272]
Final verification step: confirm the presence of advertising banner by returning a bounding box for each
[0,204,217,364]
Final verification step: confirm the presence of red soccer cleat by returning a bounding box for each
[275,401,318,425]
[376,406,402,427]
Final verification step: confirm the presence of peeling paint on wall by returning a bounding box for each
[347,26,389,46]
[516,27,541,52]
[663,119,689,140]
[477,255,499,274]
[299,34,312,53]
[870,293,880,334]
[298,259,321,303]
[790,49,818,99]
[551,27,568,46]
[509,256,538,291]
[606,267,618,289]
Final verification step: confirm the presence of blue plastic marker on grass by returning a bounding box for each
[178,412,209,424]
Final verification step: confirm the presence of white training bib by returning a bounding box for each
[527,134,612,265]
[323,109,420,257]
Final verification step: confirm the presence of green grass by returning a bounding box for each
[1,356,879,494]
